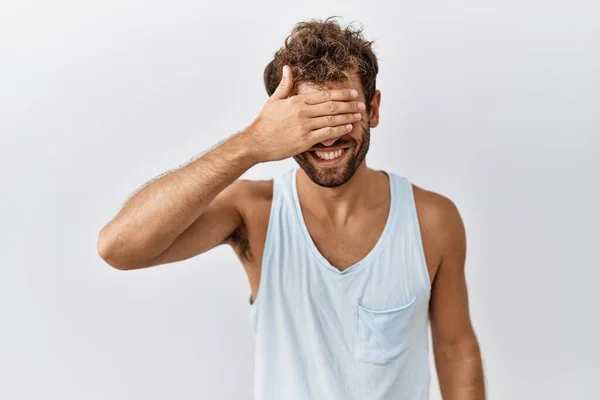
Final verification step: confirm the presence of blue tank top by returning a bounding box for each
[249,167,432,399]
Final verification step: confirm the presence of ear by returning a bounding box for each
[368,90,381,128]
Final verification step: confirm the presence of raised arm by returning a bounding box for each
[96,135,255,270]
[429,195,485,399]
[97,65,365,270]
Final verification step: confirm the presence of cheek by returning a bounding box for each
[349,122,367,141]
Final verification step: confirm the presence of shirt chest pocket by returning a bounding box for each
[355,295,417,365]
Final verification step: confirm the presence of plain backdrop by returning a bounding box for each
[1,1,598,399]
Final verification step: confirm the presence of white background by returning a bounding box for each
[1,1,598,399]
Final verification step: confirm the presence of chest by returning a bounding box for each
[302,207,389,272]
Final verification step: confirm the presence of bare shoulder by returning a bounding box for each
[224,178,273,232]
[224,178,274,263]
[216,178,272,209]
[231,178,274,209]
[411,184,466,275]
[412,185,463,232]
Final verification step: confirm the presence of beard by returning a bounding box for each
[293,123,370,188]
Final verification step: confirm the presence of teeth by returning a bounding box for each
[315,149,344,160]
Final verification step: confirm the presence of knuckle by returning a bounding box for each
[288,96,300,107]
[327,115,334,125]
[328,101,336,114]
[303,119,314,130]
[321,91,329,101]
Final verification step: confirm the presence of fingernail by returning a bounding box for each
[358,102,366,110]
[350,90,358,97]
[354,113,362,119]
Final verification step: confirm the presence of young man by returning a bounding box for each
[98,18,485,400]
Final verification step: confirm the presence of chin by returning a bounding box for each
[294,151,356,188]
[311,169,351,188]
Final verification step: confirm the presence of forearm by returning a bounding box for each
[98,129,258,266]
[435,338,485,400]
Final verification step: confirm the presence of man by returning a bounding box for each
[98,18,485,400]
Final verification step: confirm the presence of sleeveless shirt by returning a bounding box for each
[249,167,431,399]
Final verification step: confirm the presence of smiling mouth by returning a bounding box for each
[314,148,345,160]
[307,147,350,164]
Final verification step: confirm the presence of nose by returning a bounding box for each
[320,137,339,147]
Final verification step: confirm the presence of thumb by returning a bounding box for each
[270,65,294,100]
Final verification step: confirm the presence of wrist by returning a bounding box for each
[234,123,267,165]
[226,127,264,168]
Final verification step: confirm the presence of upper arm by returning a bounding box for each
[140,180,250,268]
[428,195,476,347]
[426,195,485,400]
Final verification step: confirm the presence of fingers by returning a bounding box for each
[310,124,354,144]
[271,65,294,100]
[302,88,358,105]
[304,100,366,118]
[307,112,362,131]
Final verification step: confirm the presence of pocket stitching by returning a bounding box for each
[356,295,417,314]
[355,295,418,364]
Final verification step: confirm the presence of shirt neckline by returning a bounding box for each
[290,167,398,275]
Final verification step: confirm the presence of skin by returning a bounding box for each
[97,65,485,399]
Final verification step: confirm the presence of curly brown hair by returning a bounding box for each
[263,16,379,113]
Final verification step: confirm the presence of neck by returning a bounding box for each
[296,161,388,225]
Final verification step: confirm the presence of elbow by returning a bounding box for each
[97,227,138,271]
[434,335,481,364]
